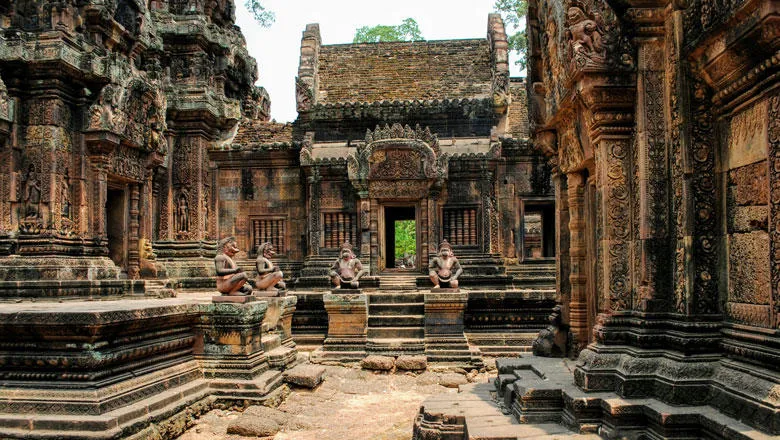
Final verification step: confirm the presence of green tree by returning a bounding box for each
[494,0,528,70]
[394,220,416,261]
[244,0,275,27]
[353,18,423,43]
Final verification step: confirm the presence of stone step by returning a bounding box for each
[261,333,282,352]
[266,345,297,369]
[369,293,424,304]
[368,314,425,327]
[378,284,418,290]
[367,326,424,339]
[366,338,425,356]
[466,332,537,356]
[414,381,602,440]
[368,303,424,315]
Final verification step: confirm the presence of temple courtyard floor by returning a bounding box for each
[176,356,595,440]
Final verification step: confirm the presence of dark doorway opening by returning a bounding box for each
[384,206,416,270]
[106,188,128,271]
[522,203,556,259]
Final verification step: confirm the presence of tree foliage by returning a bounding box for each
[244,0,275,27]
[353,18,423,43]
[394,220,416,260]
[494,0,528,70]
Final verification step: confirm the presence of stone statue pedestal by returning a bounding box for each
[311,292,367,362]
[254,288,286,298]
[424,291,481,367]
[260,295,298,369]
[212,294,258,304]
[195,300,293,400]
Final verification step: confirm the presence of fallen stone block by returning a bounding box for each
[361,355,395,371]
[439,372,469,388]
[396,355,427,371]
[244,405,290,425]
[226,415,280,437]
[284,364,326,388]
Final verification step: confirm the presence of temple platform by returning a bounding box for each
[413,355,776,440]
[0,292,298,440]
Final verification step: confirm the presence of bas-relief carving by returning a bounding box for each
[690,80,719,316]
[19,164,43,233]
[88,79,168,155]
[769,93,780,328]
[558,120,585,174]
[727,100,768,170]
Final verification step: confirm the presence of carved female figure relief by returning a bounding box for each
[23,165,41,221]
[176,190,189,235]
[61,168,71,220]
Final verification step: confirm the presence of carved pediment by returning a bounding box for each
[347,123,449,198]
[87,77,167,156]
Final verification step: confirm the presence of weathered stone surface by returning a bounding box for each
[226,416,280,437]
[438,373,469,388]
[361,355,395,371]
[244,405,290,425]
[416,371,441,386]
[284,364,326,388]
[396,355,428,371]
[728,232,771,304]
[729,161,769,206]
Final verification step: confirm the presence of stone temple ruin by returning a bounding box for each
[0,0,777,439]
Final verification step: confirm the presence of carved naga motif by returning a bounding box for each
[296,77,314,112]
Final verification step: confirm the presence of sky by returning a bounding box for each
[233,0,524,123]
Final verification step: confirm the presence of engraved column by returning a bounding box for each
[128,184,140,279]
[307,168,321,256]
[567,172,588,347]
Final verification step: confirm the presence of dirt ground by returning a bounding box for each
[176,362,491,440]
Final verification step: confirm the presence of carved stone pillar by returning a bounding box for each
[479,167,497,254]
[307,168,321,256]
[91,156,110,242]
[127,184,140,279]
[567,172,588,348]
[596,135,634,315]
[555,172,571,323]
[370,198,379,275]
[634,19,671,313]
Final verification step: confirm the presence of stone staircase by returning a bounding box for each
[366,289,425,356]
[379,272,419,290]
[143,279,176,298]
[506,258,556,289]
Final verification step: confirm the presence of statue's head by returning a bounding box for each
[567,6,586,24]
[257,241,275,258]
[218,236,239,256]
[438,240,453,258]
[339,241,355,260]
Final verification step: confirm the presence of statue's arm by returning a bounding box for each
[452,260,463,280]
[256,258,271,275]
[328,260,339,276]
[215,256,241,276]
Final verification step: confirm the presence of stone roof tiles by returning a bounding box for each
[232,120,294,148]
[316,39,493,104]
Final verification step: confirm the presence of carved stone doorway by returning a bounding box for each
[106,186,128,273]
[381,205,417,271]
